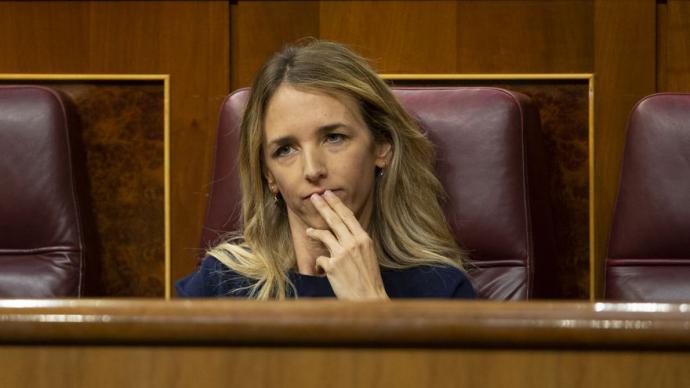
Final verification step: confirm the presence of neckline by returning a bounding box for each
[289,266,407,280]
[289,271,329,280]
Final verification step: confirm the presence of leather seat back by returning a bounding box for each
[201,87,554,300]
[0,86,89,297]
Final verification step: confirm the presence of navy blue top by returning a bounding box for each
[176,256,476,299]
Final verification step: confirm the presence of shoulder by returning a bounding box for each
[175,256,252,298]
[381,265,476,299]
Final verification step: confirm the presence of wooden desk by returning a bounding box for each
[1,300,689,387]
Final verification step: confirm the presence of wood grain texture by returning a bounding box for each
[1,346,690,388]
[0,1,230,295]
[593,0,656,299]
[657,2,668,91]
[456,0,593,73]
[661,0,690,91]
[3,300,690,387]
[320,1,457,73]
[2,300,690,348]
[231,1,319,89]
[506,82,590,298]
[61,82,165,296]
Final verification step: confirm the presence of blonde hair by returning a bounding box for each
[208,39,466,299]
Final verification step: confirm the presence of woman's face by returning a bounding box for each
[262,84,390,231]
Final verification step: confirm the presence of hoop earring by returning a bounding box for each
[273,192,281,203]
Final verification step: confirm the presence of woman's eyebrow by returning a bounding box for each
[317,122,349,134]
[267,123,350,148]
[267,135,296,148]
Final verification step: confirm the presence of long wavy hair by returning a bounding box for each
[208,39,466,299]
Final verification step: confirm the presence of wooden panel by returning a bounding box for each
[0,2,90,70]
[456,0,593,73]
[0,1,230,296]
[2,300,690,348]
[657,1,668,91]
[2,300,690,387]
[661,1,690,91]
[59,81,165,296]
[319,1,457,73]
[2,346,690,388]
[593,0,656,298]
[500,81,590,298]
[231,1,319,89]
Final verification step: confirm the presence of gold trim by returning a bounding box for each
[382,73,596,300]
[1,74,171,299]
[0,73,168,81]
[381,73,595,80]
[163,75,171,300]
[588,75,596,302]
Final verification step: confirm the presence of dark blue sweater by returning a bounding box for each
[176,256,476,299]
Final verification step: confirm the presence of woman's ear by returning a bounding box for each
[264,169,278,193]
[374,142,392,168]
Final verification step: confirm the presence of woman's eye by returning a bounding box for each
[274,145,294,157]
[325,133,345,144]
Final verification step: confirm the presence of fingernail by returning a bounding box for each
[324,190,334,197]
[310,193,322,201]
[306,227,313,234]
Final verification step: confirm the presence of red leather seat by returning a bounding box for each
[606,93,690,301]
[200,87,554,300]
[0,86,90,297]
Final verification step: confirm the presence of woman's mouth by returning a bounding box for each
[303,189,341,200]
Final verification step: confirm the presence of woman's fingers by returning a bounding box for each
[322,190,367,237]
[306,227,340,255]
[315,256,331,274]
[308,192,387,299]
[310,193,353,242]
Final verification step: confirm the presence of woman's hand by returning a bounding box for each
[306,190,389,300]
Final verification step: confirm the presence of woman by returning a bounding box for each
[177,39,475,300]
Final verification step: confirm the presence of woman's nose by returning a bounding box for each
[302,148,327,183]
